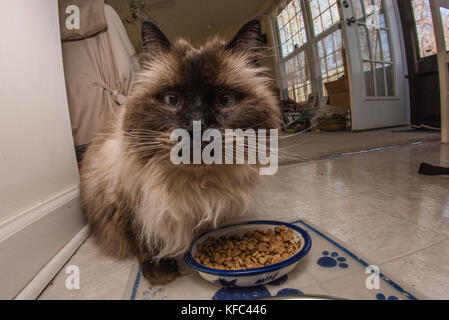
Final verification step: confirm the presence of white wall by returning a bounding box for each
[0,0,87,299]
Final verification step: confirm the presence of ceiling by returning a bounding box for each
[106,0,270,49]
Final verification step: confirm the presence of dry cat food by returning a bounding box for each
[194,225,301,270]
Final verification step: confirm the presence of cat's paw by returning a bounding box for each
[140,258,179,285]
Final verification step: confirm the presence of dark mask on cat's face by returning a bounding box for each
[122,20,280,160]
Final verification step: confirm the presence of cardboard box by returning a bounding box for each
[328,92,350,108]
[324,76,350,95]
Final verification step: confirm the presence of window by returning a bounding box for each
[277,0,311,103]
[277,0,307,58]
[318,29,344,95]
[412,0,437,58]
[309,0,340,36]
[275,0,343,103]
[286,51,312,102]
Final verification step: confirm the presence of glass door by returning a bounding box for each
[398,0,441,129]
[340,0,409,130]
[429,0,449,143]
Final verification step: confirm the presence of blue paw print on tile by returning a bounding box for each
[142,286,167,300]
[276,288,303,296]
[376,293,399,300]
[212,285,271,300]
[317,251,348,268]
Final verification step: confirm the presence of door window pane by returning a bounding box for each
[353,0,364,20]
[380,29,391,62]
[352,0,394,97]
[440,7,449,52]
[385,63,395,96]
[369,29,382,61]
[354,0,383,22]
[358,25,371,59]
[375,63,386,96]
[412,0,437,57]
[363,62,375,96]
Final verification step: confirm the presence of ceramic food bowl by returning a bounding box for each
[184,220,312,287]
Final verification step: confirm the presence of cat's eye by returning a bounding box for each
[164,93,182,108]
[217,93,236,108]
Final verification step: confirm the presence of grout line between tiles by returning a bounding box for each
[386,210,449,240]
[300,281,331,296]
[377,237,449,267]
[280,139,439,167]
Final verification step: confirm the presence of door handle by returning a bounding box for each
[346,17,356,26]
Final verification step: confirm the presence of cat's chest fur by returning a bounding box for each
[92,125,258,259]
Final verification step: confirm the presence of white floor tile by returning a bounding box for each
[39,139,449,299]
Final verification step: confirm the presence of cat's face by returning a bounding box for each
[123,20,280,160]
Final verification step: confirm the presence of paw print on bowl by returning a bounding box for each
[214,278,238,287]
[317,251,348,269]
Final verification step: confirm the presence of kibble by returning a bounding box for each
[194,225,300,270]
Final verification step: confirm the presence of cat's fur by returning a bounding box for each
[80,19,280,284]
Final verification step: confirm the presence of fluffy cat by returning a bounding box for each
[80,19,280,284]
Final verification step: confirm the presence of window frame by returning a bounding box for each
[272,0,344,103]
[350,0,396,97]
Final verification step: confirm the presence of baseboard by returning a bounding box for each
[0,187,81,241]
[15,225,90,300]
[0,186,87,299]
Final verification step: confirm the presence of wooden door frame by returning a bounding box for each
[430,0,449,143]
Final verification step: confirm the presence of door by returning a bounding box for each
[430,0,449,143]
[340,0,409,130]
[398,0,441,128]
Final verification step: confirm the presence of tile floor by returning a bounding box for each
[39,139,449,300]
[128,219,423,300]
[278,126,440,164]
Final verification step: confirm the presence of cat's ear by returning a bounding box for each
[226,19,263,55]
[141,20,171,56]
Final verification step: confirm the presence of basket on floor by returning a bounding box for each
[318,117,347,131]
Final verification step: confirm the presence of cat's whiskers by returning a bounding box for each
[225,138,312,161]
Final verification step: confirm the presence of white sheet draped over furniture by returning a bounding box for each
[61,1,137,147]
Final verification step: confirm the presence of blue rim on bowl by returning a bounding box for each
[184,220,312,277]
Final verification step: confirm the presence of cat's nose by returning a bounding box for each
[185,97,204,120]
[190,111,202,122]
[185,122,206,137]
[191,96,202,110]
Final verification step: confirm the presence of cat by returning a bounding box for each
[80,19,281,284]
